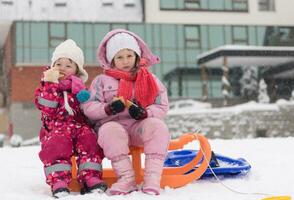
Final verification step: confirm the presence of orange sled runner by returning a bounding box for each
[69,133,212,192]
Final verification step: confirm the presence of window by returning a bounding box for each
[1,0,13,5]
[258,0,275,11]
[54,2,66,7]
[184,26,201,49]
[208,0,224,10]
[265,27,294,46]
[232,0,248,11]
[102,0,113,6]
[232,26,248,45]
[54,0,66,7]
[209,26,225,49]
[160,0,177,9]
[49,23,66,50]
[160,0,248,11]
[184,0,200,9]
[208,79,222,98]
[30,23,49,62]
[124,0,135,7]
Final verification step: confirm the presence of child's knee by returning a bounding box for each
[39,135,73,164]
[98,122,127,145]
[98,122,130,159]
[77,130,100,155]
[141,118,170,141]
[140,118,170,155]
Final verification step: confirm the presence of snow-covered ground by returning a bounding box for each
[168,99,293,115]
[0,137,293,200]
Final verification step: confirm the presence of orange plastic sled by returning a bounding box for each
[69,133,211,192]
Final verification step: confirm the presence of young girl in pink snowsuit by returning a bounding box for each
[81,29,171,195]
[34,39,107,198]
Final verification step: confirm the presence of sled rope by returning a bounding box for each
[194,130,274,198]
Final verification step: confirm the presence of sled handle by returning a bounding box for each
[161,133,211,188]
[168,133,197,150]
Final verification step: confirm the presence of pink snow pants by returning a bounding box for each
[98,118,170,160]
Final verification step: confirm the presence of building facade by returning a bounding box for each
[1,0,294,138]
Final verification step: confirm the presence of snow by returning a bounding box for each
[168,99,211,115]
[167,100,284,116]
[1,101,293,199]
[0,137,293,200]
[197,45,294,60]
[258,79,270,103]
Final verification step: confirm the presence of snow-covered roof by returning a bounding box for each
[197,45,294,68]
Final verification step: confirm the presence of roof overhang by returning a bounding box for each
[197,45,294,68]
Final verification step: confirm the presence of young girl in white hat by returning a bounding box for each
[34,39,107,198]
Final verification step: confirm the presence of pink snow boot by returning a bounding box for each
[52,180,70,198]
[108,157,137,195]
[142,156,165,195]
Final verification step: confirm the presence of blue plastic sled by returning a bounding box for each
[164,150,251,178]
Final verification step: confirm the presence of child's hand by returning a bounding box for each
[127,100,148,120]
[104,96,126,115]
[43,68,61,83]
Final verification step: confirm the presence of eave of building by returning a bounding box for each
[197,45,294,78]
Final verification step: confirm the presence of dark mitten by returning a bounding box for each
[104,97,126,115]
[128,100,148,120]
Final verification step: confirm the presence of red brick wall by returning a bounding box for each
[11,66,103,103]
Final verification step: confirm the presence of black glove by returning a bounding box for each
[105,97,125,115]
[128,100,148,120]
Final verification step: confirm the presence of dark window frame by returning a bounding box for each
[184,0,200,10]
[48,22,67,49]
[102,0,113,7]
[184,25,201,49]
[1,0,13,5]
[232,26,249,45]
[258,0,275,11]
[159,0,249,12]
[232,0,248,11]
[54,2,67,7]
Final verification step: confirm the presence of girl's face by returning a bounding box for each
[53,58,78,80]
[113,49,137,72]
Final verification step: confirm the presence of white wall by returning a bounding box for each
[0,0,143,22]
[0,21,12,47]
[145,0,294,26]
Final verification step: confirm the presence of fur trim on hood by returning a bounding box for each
[97,29,160,69]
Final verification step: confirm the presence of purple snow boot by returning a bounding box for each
[108,157,137,195]
[142,156,165,195]
[52,180,70,198]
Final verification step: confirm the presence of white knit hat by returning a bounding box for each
[106,32,141,63]
[51,39,88,82]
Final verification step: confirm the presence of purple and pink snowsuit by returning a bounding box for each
[81,29,171,194]
[34,73,104,189]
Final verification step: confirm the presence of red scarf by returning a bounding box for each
[104,61,159,108]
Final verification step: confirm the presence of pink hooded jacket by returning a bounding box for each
[81,29,169,130]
